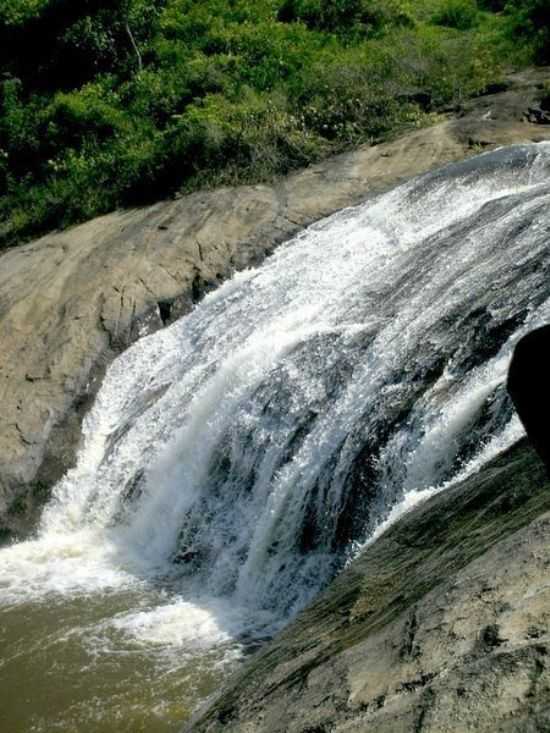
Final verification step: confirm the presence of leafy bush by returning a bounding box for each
[277,0,413,35]
[0,0,164,89]
[432,0,479,29]
[477,0,506,9]
[505,0,550,63]
[0,0,51,26]
[0,0,536,248]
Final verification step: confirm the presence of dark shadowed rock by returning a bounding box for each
[508,325,550,471]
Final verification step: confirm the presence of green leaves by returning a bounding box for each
[0,0,529,249]
[505,0,550,63]
[431,0,479,29]
[277,0,412,36]
[0,0,50,26]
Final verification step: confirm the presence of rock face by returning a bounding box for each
[1,67,550,538]
[508,326,550,472]
[185,441,550,733]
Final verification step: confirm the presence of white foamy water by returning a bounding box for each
[2,143,550,666]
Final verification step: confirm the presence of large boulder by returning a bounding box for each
[508,325,550,471]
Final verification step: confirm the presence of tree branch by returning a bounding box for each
[125,21,142,73]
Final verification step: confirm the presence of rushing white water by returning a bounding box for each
[2,143,550,657]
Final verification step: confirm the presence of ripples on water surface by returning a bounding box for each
[2,144,550,731]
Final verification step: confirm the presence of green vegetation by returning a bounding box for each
[0,0,545,247]
[431,0,479,29]
[505,0,550,63]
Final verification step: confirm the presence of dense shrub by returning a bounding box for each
[505,0,550,63]
[477,0,506,9]
[277,0,412,35]
[0,0,164,89]
[0,0,536,248]
[432,0,479,30]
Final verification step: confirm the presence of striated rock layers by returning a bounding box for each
[185,441,550,733]
[1,68,550,538]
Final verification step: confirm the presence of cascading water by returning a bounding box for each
[2,143,550,732]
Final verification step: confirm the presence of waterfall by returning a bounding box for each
[2,143,550,645]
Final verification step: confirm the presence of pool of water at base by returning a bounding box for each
[0,589,248,733]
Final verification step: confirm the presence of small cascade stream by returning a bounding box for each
[1,143,550,732]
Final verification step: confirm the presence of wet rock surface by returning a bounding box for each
[185,441,550,733]
[1,67,550,538]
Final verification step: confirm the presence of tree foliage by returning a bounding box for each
[0,0,541,248]
[506,0,550,63]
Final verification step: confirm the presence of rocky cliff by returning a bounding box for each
[1,68,550,539]
[185,440,550,733]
